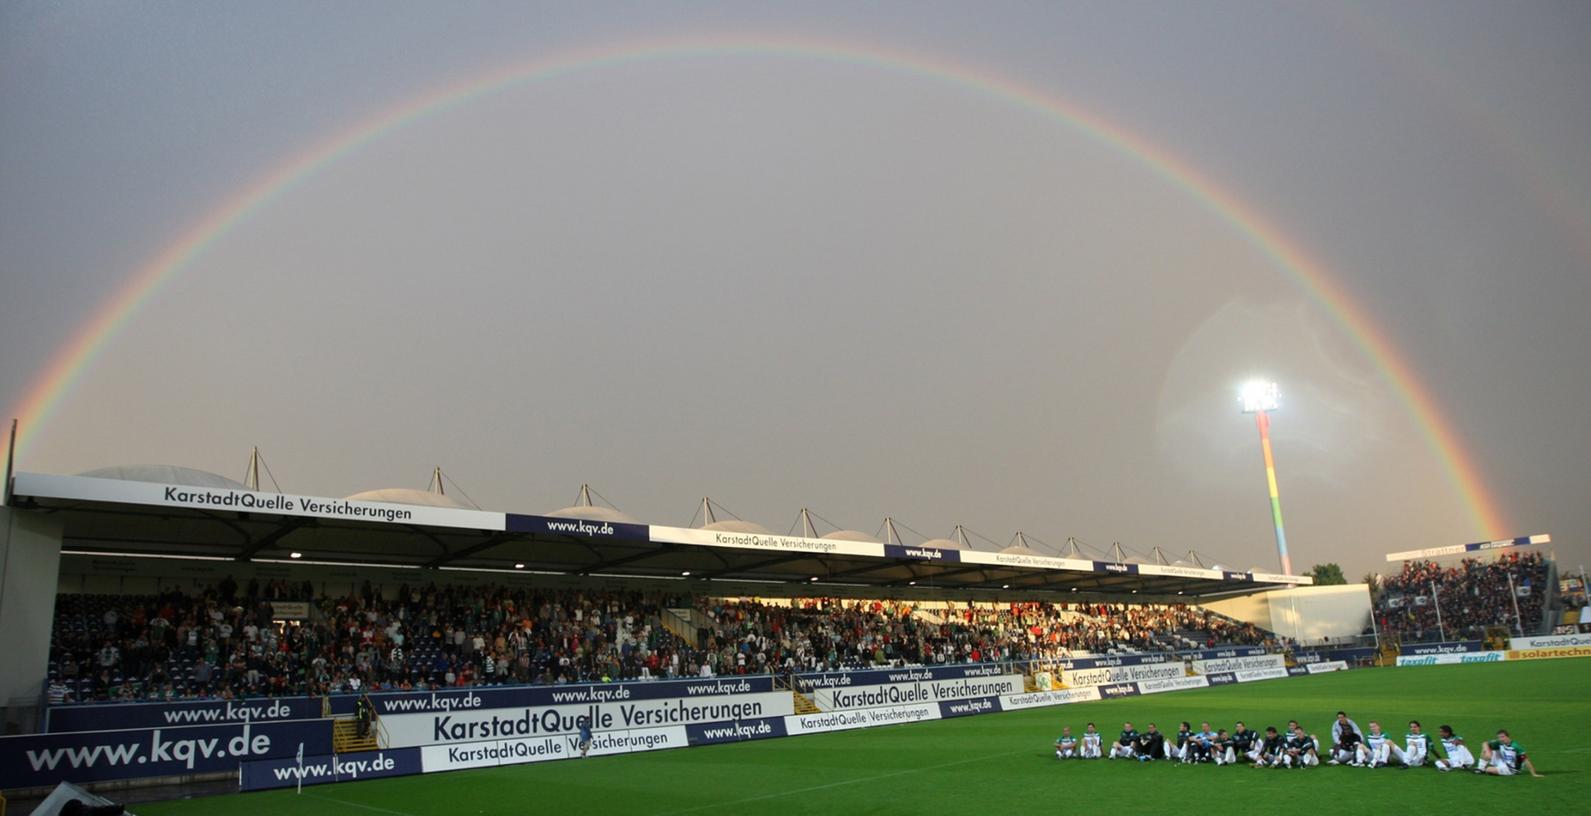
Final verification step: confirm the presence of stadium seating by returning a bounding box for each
[1375,552,1550,642]
[45,580,1276,704]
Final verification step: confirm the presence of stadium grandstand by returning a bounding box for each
[0,461,1577,811]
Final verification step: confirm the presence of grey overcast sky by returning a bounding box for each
[2,1,1587,578]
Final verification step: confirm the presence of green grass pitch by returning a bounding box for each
[137,659,1588,815]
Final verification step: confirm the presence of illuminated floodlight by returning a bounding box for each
[289,551,302,559]
[1239,380,1280,413]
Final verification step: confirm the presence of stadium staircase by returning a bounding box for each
[791,690,821,715]
[662,608,701,648]
[333,716,381,753]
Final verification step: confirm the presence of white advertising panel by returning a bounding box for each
[1062,662,1185,688]
[382,692,792,748]
[1190,654,1286,675]
[997,687,1103,710]
[647,525,883,558]
[784,704,941,735]
[1396,652,1507,667]
[1510,633,1591,651]
[810,675,1022,712]
[1234,667,1290,682]
[1136,676,1209,694]
[1304,660,1348,674]
[419,726,685,773]
[958,550,1095,573]
[12,472,505,531]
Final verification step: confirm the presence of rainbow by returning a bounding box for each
[3,34,1509,536]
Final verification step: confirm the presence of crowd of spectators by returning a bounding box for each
[692,598,1270,674]
[1375,552,1549,641]
[46,580,1271,705]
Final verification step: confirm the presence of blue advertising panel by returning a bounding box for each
[47,696,324,734]
[1205,672,1238,686]
[792,663,1008,692]
[1182,647,1269,661]
[938,696,1002,718]
[328,675,776,717]
[1096,682,1140,699]
[0,719,331,789]
[1094,561,1140,575]
[1401,641,1484,656]
[504,513,649,542]
[883,544,962,563]
[684,717,788,746]
[1053,653,1174,671]
[239,747,423,791]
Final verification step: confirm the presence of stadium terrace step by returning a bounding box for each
[333,717,380,754]
[791,690,820,715]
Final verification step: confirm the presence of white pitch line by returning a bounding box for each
[654,747,1034,815]
[302,791,419,816]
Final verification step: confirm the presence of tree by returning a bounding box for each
[1308,562,1347,586]
[1362,572,1381,599]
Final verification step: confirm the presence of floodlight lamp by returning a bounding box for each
[1239,380,1280,413]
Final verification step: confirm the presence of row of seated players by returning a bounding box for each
[45,580,1271,704]
[1375,552,1548,642]
[1054,712,1541,777]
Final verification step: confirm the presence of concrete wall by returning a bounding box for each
[1,507,64,713]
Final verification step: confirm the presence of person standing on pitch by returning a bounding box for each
[577,716,594,758]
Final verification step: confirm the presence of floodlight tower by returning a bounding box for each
[1240,380,1292,575]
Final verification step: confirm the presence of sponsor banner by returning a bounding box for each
[420,726,686,773]
[1395,651,1508,667]
[380,691,793,748]
[269,601,310,620]
[684,717,788,746]
[1223,571,1252,582]
[997,687,1102,710]
[1234,667,1289,683]
[0,719,331,789]
[647,525,882,558]
[1184,647,1270,661]
[10,472,504,532]
[1053,653,1174,672]
[883,544,962,563]
[1510,633,1591,651]
[1138,563,1225,580]
[1204,672,1238,686]
[330,676,775,716]
[1250,572,1313,585]
[1505,646,1591,661]
[48,696,322,734]
[1094,561,1140,575]
[938,696,1002,718]
[240,748,421,792]
[1385,533,1551,563]
[1135,676,1209,695]
[1062,662,1185,688]
[505,513,648,542]
[1292,648,1375,665]
[1190,654,1285,675]
[1097,682,1140,699]
[1304,660,1348,674]
[1402,641,1484,656]
[959,550,1094,572]
[810,675,1023,712]
[793,663,1007,692]
[1287,666,1310,676]
[785,704,941,735]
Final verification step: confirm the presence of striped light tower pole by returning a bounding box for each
[1240,380,1293,576]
